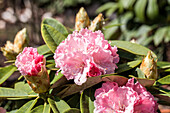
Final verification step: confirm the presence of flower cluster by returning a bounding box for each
[15,47,44,76]
[94,78,158,113]
[54,28,119,85]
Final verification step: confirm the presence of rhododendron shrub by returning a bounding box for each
[54,28,119,85]
[1,7,170,113]
[15,47,50,93]
[94,78,158,113]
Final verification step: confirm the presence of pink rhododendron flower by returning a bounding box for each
[94,78,158,113]
[15,47,45,76]
[54,28,119,85]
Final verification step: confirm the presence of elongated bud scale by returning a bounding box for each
[1,41,17,60]
[140,51,158,79]
[89,13,104,31]
[14,28,29,53]
[75,7,90,31]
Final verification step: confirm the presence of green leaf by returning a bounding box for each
[136,68,145,78]
[14,82,36,95]
[48,97,70,113]
[147,0,159,20]
[134,0,147,22]
[16,98,38,113]
[42,18,68,35]
[116,60,142,73]
[31,105,44,113]
[117,49,137,60]
[63,108,80,113]
[50,72,64,85]
[105,5,118,17]
[157,61,170,69]
[119,0,135,9]
[80,88,95,113]
[0,87,37,98]
[0,65,17,84]
[110,40,157,58]
[43,103,50,113]
[153,27,167,46]
[48,98,59,113]
[104,19,120,40]
[41,24,66,53]
[159,93,170,97]
[67,94,80,108]
[157,75,170,84]
[37,45,51,55]
[96,2,116,14]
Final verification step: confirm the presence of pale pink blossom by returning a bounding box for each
[94,78,158,113]
[15,47,44,76]
[54,29,119,85]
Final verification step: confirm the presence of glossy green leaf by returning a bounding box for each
[41,24,66,53]
[0,87,27,98]
[0,65,17,84]
[16,98,38,113]
[110,40,157,58]
[43,103,50,113]
[48,97,70,113]
[157,61,170,69]
[80,88,95,113]
[63,108,80,113]
[157,75,170,84]
[117,49,137,60]
[42,18,68,35]
[0,87,38,99]
[50,72,64,85]
[159,93,170,97]
[116,60,141,73]
[14,82,36,95]
[134,0,147,22]
[147,0,159,20]
[37,45,51,55]
[153,27,167,46]
[48,98,59,113]
[31,105,44,113]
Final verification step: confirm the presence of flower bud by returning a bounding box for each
[89,13,104,31]
[24,62,50,93]
[14,28,29,53]
[75,7,90,31]
[140,51,158,79]
[15,47,50,93]
[1,41,17,60]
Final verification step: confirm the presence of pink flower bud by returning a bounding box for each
[15,47,50,93]
[15,47,44,76]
